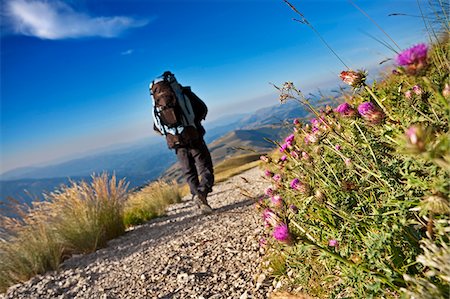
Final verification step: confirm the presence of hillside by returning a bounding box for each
[0,100,309,202]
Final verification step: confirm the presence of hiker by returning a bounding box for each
[150,71,214,213]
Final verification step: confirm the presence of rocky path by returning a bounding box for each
[3,167,274,299]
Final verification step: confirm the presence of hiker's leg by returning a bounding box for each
[191,140,214,196]
[176,147,199,195]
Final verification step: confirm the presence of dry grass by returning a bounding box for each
[123,180,182,227]
[0,173,128,292]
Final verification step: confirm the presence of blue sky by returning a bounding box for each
[1,0,427,173]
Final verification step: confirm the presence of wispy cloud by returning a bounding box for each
[121,49,134,55]
[5,0,150,39]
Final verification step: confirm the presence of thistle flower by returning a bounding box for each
[357,102,384,124]
[291,151,299,159]
[289,204,298,214]
[421,195,450,215]
[273,223,292,244]
[304,133,318,144]
[279,93,290,103]
[263,208,280,227]
[279,143,289,152]
[396,43,428,75]
[280,155,287,162]
[344,158,352,167]
[405,125,426,152]
[290,178,301,190]
[443,83,450,98]
[339,70,366,88]
[301,152,311,163]
[264,170,273,177]
[285,134,295,145]
[335,144,341,151]
[271,195,283,207]
[314,189,325,202]
[272,174,281,182]
[265,187,274,196]
[404,90,412,100]
[328,239,339,247]
[260,155,270,163]
[334,102,356,117]
[259,238,267,248]
[290,178,310,194]
[283,81,294,90]
[412,85,423,96]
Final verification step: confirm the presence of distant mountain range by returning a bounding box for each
[0,100,311,203]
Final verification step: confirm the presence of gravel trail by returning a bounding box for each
[3,167,274,299]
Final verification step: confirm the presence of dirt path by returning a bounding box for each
[3,167,274,299]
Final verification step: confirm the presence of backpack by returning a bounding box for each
[150,72,204,148]
[151,73,186,128]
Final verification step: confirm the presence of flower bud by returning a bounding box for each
[340,70,367,88]
[443,83,450,98]
[358,102,385,124]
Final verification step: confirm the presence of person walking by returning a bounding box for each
[150,71,214,213]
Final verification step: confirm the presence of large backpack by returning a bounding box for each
[152,72,186,128]
[150,72,202,148]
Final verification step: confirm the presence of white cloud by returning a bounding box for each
[6,0,150,39]
[121,49,134,55]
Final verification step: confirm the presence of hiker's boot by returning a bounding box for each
[197,193,213,214]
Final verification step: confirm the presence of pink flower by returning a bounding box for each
[291,151,299,159]
[334,102,356,117]
[272,174,281,182]
[328,239,339,247]
[443,83,450,98]
[280,155,287,162]
[264,170,273,177]
[345,158,352,167]
[290,178,301,190]
[293,118,300,125]
[259,238,267,247]
[396,43,428,75]
[271,195,283,207]
[396,44,428,66]
[301,151,310,161]
[273,223,292,244]
[405,125,426,152]
[290,178,309,194]
[285,134,295,145]
[304,134,318,144]
[335,144,341,151]
[263,208,280,227]
[412,85,423,95]
[279,143,288,152]
[339,70,366,88]
[260,155,270,162]
[357,102,384,124]
[265,187,274,196]
[405,90,412,100]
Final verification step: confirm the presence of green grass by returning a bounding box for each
[123,181,182,227]
[214,153,262,183]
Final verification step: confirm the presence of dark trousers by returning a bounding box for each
[175,139,214,196]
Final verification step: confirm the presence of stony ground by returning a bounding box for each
[2,167,277,299]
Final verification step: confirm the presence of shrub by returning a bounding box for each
[257,39,449,298]
[0,173,128,292]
